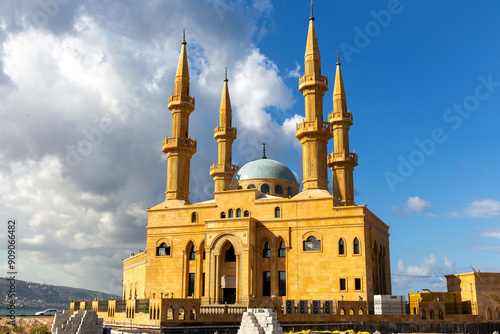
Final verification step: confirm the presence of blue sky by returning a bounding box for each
[0,0,499,296]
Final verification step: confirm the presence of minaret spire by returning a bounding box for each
[327,56,358,206]
[162,31,197,203]
[296,4,332,191]
[210,69,238,192]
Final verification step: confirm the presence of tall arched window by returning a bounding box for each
[189,245,196,260]
[275,185,283,195]
[220,212,226,219]
[191,212,197,223]
[353,238,360,254]
[228,209,234,218]
[244,210,250,217]
[236,208,242,217]
[278,241,286,258]
[274,206,281,218]
[287,186,293,197]
[339,238,345,255]
[261,184,270,194]
[263,241,271,258]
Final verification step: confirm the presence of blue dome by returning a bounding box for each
[231,158,297,183]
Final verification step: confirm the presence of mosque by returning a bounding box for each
[122,6,391,309]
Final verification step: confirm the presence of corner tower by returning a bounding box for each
[327,53,358,205]
[162,30,197,202]
[296,4,332,191]
[210,70,238,192]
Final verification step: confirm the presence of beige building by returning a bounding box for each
[446,272,500,320]
[123,8,391,309]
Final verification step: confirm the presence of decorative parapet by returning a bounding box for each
[295,120,332,139]
[298,74,328,89]
[167,94,195,108]
[328,111,353,124]
[327,151,358,166]
[214,126,237,139]
[68,298,483,329]
[162,137,197,154]
[210,163,239,174]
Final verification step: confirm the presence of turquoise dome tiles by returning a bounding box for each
[231,159,297,182]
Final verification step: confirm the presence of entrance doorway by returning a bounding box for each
[218,241,238,304]
[222,288,236,304]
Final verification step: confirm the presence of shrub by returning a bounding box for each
[29,327,50,334]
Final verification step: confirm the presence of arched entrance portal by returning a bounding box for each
[210,234,244,305]
[219,242,237,304]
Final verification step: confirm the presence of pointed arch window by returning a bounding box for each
[228,209,234,218]
[278,241,286,258]
[275,185,283,195]
[261,184,270,194]
[244,210,250,217]
[189,245,196,260]
[236,208,242,217]
[353,237,360,254]
[263,241,271,258]
[224,245,236,262]
[339,238,345,255]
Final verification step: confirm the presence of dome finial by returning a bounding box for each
[262,142,267,159]
[224,67,228,82]
[336,50,340,65]
[309,0,314,20]
[182,28,186,45]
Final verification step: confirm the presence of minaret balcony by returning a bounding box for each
[298,74,328,91]
[214,126,237,140]
[327,151,358,166]
[328,111,353,125]
[209,163,239,177]
[295,120,332,139]
[162,137,197,154]
[167,94,195,109]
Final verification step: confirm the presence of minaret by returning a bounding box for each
[162,30,197,202]
[296,2,332,191]
[210,69,238,192]
[327,52,358,205]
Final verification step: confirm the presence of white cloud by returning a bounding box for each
[481,229,500,239]
[232,49,294,131]
[286,62,301,79]
[393,196,434,216]
[393,255,456,293]
[0,0,295,294]
[253,0,273,15]
[447,199,500,218]
[282,114,303,151]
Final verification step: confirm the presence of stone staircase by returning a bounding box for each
[52,310,104,334]
[237,308,282,334]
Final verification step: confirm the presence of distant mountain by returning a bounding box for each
[1,277,114,310]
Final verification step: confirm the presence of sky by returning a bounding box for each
[0,0,499,297]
